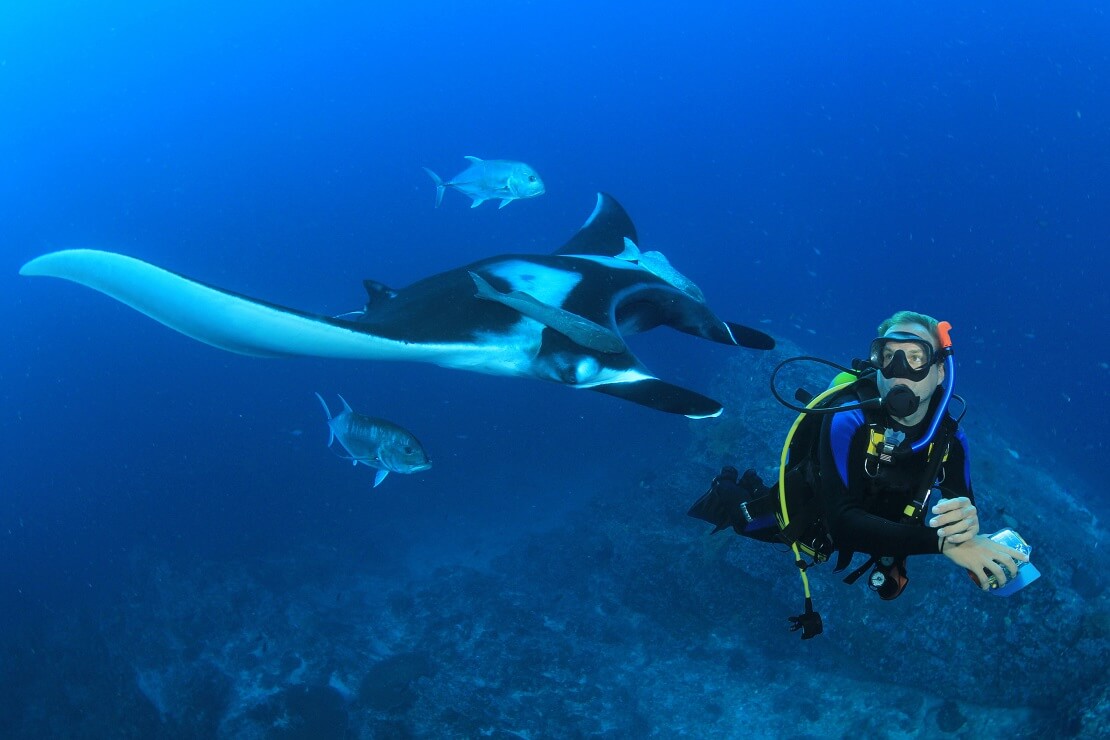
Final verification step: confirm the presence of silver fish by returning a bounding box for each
[423,156,545,209]
[615,238,706,302]
[315,393,431,487]
[467,271,625,354]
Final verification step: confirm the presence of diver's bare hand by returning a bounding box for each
[930,497,979,545]
[943,534,1029,590]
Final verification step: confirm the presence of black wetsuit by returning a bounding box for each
[818,396,972,558]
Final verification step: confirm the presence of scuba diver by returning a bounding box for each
[689,311,1036,639]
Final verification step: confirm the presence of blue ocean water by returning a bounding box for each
[1,1,1107,736]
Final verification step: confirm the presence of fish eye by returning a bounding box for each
[404,446,414,454]
[528,175,536,182]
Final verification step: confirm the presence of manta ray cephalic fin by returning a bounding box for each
[591,377,724,419]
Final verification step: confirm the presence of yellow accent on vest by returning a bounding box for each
[867,429,885,457]
[778,379,857,594]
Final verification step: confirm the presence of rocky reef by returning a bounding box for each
[2,342,1106,738]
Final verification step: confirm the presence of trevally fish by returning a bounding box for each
[422,156,545,209]
[315,393,431,488]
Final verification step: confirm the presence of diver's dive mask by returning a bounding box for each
[869,332,939,382]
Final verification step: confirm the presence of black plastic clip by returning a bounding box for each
[787,598,823,640]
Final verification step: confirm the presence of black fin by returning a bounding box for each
[553,193,639,257]
[727,321,776,350]
[591,378,722,418]
[362,279,398,312]
[687,489,734,534]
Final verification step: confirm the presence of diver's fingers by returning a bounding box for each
[929,499,975,529]
[1000,544,1030,565]
[983,559,1010,588]
[986,546,1029,581]
[980,543,1025,580]
[950,514,980,543]
[965,515,980,538]
[934,514,978,540]
[932,496,971,515]
[945,528,976,545]
[929,509,960,529]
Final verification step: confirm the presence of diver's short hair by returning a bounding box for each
[877,311,941,346]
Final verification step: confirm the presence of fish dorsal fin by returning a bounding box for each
[553,193,638,257]
[337,394,354,414]
[464,156,483,164]
[362,280,397,312]
[615,237,642,262]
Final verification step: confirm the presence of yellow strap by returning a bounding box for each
[793,542,813,598]
[778,380,856,611]
[778,379,856,528]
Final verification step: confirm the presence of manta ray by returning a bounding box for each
[19,193,774,418]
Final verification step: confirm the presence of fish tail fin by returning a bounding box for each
[422,167,445,207]
[314,392,335,447]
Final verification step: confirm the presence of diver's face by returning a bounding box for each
[876,322,944,419]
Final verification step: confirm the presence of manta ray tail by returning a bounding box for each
[19,250,413,361]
